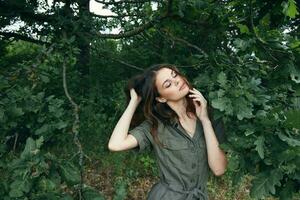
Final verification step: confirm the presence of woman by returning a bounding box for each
[108,63,227,200]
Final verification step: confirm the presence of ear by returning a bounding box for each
[156,97,167,103]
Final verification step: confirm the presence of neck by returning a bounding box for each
[167,97,190,120]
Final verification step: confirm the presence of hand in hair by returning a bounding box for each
[130,88,142,104]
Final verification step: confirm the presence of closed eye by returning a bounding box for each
[163,70,178,88]
[166,82,171,88]
[166,70,177,88]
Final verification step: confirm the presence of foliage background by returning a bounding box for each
[0,0,299,199]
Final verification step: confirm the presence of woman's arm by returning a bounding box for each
[201,118,227,176]
[108,89,141,152]
[188,87,227,176]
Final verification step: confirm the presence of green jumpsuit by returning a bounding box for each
[129,116,226,200]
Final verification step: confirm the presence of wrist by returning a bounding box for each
[129,99,140,107]
[200,117,211,124]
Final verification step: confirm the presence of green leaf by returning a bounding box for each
[250,169,283,199]
[254,136,265,159]
[211,97,232,114]
[260,14,271,27]
[256,110,268,117]
[40,74,50,83]
[284,110,300,129]
[0,75,10,90]
[233,38,251,51]
[83,186,105,200]
[56,121,68,129]
[289,40,300,49]
[113,179,128,200]
[287,0,299,18]
[36,136,44,149]
[234,97,254,120]
[232,170,245,186]
[249,77,261,87]
[9,179,31,198]
[217,72,227,87]
[282,0,299,18]
[277,132,300,147]
[279,181,295,200]
[228,154,239,171]
[35,124,50,135]
[59,162,81,186]
[0,108,4,122]
[38,177,57,192]
[217,89,225,97]
[20,137,44,159]
[237,24,250,34]
[236,108,253,120]
[21,137,36,159]
[9,188,23,198]
[10,106,24,117]
[290,68,300,83]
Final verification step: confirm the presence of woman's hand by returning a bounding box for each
[130,88,142,105]
[188,88,209,121]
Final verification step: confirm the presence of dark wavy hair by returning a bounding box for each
[124,63,214,147]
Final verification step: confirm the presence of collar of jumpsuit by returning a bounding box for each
[129,116,226,200]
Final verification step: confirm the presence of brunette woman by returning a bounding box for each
[108,64,227,200]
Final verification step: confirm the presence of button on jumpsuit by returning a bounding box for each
[129,117,227,200]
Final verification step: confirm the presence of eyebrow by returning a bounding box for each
[162,70,174,87]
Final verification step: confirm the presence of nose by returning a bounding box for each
[174,77,180,86]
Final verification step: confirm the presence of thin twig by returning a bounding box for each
[92,48,144,71]
[62,57,83,200]
[13,132,18,152]
[160,28,208,57]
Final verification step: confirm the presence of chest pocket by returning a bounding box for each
[164,138,189,150]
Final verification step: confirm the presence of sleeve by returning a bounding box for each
[128,120,152,153]
[211,117,227,144]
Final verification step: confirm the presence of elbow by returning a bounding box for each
[212,162,227,176]
[213,154,228,176]
[108,142,120,152]
[213,168,226,176]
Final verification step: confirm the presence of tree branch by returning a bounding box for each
[0,2,55,23]
[160,29,208,57]
[96,0,173,39]
[95,0,160,5]
[0,31,50,46]
[90,12,141,19]
[98,53,143,71]
[62,57,84,200]
[96,19,159,38]
[111,57,144,71]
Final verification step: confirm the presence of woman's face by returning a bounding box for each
[155,67,190,102]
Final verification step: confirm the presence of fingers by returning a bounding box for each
[189,88,200,93]
[192,97,204,103]
[188,94,207,103]
[189,88,207,102]
[192,99,200,107]
[189,88,203,97]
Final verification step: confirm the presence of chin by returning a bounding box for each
[181,90,189,97]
